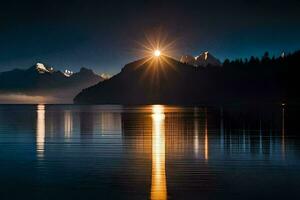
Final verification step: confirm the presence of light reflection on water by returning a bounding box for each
[151,105,167,200]
[36,104,45,159]
[282,107,285,159]
[204,109,208,161]
[64,110,73,139]
[0,104,299,199]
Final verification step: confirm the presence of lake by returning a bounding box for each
[0,104,299,199]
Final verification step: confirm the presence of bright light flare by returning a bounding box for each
[135,29,177,59]
[132,31,179,78]
[154,50,161,57]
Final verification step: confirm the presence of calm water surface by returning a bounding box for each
[0,105,299,199]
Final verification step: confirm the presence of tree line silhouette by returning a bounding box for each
[199,50,299,104]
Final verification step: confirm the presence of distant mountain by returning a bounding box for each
[74,50,300,105]
[0,63,103,103]
[180,51,221,67]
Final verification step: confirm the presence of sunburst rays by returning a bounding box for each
[128,30,180,86]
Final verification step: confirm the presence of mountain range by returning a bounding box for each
[74,51,294,105]
[180,51,221,67]
[1,50,298,105]
[0,63,103,103]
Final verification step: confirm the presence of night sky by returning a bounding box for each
[0,0,299,75]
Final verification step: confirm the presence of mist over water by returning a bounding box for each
[0,105,299,199]
[0,94,73,104]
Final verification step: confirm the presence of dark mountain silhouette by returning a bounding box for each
[0,63,103,102]
[74,50,300,105]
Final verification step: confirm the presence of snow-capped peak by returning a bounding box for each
[100,73,111,80]
[63,69,74,77]
[180,55,197,66]
[204,51,208,60]
[35,63,55,74]
[36,63,49,73]
[180,51,221,67]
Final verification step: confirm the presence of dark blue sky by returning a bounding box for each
[0,0,299,75]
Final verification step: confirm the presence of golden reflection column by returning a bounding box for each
[194,108,199,157]
[151,105,167,200]
[36,104,45,159]
[64,110,73,139]
[204,109,208,161]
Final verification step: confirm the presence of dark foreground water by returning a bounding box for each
[0,104,299,200]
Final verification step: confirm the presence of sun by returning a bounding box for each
[154,49,161,57]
